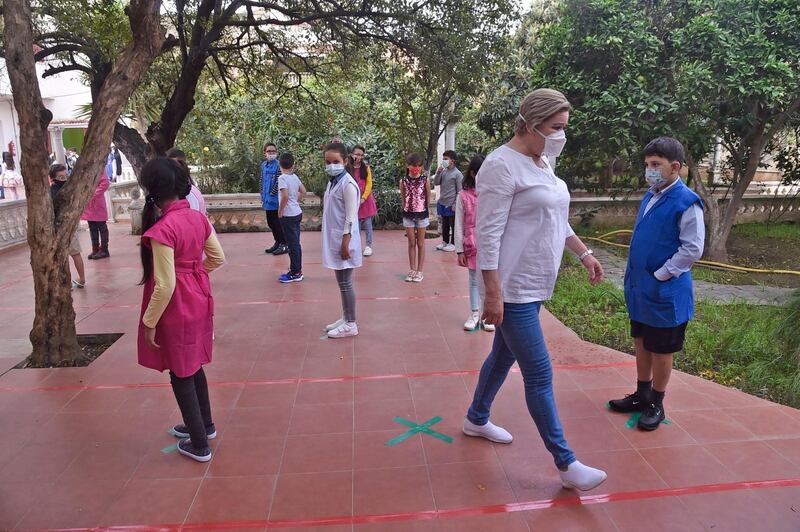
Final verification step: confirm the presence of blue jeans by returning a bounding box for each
[467,302,576,468]
[279,213,302,274]
[468,269,480,312]
[360,217,373,246]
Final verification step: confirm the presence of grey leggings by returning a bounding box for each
[335,268,356,323]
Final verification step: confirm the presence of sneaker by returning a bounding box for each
[481,320,496,332]
[170,424,217,440]
[462,418,513,444]
[328,322,359,339]
[464,312,480,331]
[608,391,646,413]
[443,243,456,252]
[405,271,416,282]
[412,271,424,283]
[279,272,304,283]
[325,317,346,332]
[72,280,85,289]
[273,244,288,256]
[363,246,373,257]
[637,402,665,431]
[559,460,607,491]
[177,439,213,463]
[435,242,446,251]
[265,243,279,254]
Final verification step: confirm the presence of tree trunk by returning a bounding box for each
[3,0,165,366]
[114,122,150,178]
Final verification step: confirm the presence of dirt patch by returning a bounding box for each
[15,333,123,369]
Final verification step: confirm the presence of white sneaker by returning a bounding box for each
[462,418,513,444]
[464,312,480,331]
[363,246,373,257]
[328,322,359,339]
[325,317,346,332]
[413,271,424,283]
[443,243,456,252]
[405,271,416,282]
[435,243,446,251]
[481,320,496,332]
[559,460,608,491]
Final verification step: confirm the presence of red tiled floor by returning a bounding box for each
[2,229,800,530]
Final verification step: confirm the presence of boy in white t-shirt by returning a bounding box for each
[278,152,306,283]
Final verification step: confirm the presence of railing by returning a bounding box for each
[0,200,28,250]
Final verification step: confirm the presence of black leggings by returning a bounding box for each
[265,210,286,245]
[88,221,109,248]
[169,367,213,448]
[441,215,455,245]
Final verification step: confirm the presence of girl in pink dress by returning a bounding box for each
[82,171,110,259]
[138,158,225,462]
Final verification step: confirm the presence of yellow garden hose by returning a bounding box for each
[586,230,800,276]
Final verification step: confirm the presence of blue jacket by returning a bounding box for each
[624,179,702,327]
[261,159,280,210]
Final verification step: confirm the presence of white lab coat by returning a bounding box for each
[322,173,362,270]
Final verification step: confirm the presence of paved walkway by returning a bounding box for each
[593,247,797,306]
[0,226,799,531]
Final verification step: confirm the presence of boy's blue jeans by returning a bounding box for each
[467,301,576,469]
[279,214,303,274]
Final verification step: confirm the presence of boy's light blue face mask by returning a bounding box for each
[645,168,667,188]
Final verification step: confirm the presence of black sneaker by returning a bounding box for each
[608,392,646,413]
[177,439,213,462]
[638,403,665,431]
[265,243,279,254]
[273,244,288,255]
[170,424,217,440]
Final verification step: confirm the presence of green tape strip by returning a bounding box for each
[625,412,670,429]
[160,442,179,454]
[385,416,453,446]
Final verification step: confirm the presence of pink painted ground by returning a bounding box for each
[0,225,799,531]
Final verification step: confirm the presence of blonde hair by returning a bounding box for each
[514,88,572,135]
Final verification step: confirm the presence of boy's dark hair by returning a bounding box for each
[166,148,186,162]
[406,153,424,166]
[263,142,277,152]
[279,152,295,169]
[443,150,457,161]
[463,155,485,190]
[643,137,685,165]
[324,142,348,160]
[49,163,67,179]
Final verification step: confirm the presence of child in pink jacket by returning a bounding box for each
[82,171,110,259]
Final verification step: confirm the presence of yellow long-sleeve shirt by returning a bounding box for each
[142,232,225,328]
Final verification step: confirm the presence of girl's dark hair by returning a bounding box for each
[351,144,366,154]
[324,142,348,160]
[406,153,423,166]
[139,158,192,284]
[463,155,484,190]
[346,145,368,177]
[166,148,186,162]
[49,163,67,179]
[2,152,15,171]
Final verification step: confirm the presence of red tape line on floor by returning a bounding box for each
[32,477,800,531]
[0,361,636,393]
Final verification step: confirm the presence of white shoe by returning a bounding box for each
[363,246,373,257]
[412,271,424,283]
[462,418,513,444]
[464,312,480,331]
[325,317,346,332]
[559,460,608,491]
[481,320,496,332]
[435,243,446,251]
[328,322,359,339]
[405,271,416,282]
[443,243,456,252]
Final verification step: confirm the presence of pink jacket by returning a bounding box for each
[81,172,110,222]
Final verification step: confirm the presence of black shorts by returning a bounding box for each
[630,320,688,354]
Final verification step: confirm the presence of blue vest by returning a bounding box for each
[624,179,702,327]
[261,160,280,210]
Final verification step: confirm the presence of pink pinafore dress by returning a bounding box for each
[137,200,214,378]
[460,188,478,270]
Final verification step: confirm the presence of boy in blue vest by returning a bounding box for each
[262,142,287,255]
[609,137,704,431]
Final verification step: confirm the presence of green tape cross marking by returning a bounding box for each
[385,416,453,446]
[625,412,671,429]
[161,442,179,454]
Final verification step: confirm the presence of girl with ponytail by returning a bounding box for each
[137,158,226,463]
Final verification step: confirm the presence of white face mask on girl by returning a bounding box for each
[325,163,345,176]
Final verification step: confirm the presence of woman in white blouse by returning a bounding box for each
[461,89,608,491]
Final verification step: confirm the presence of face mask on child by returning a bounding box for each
[325,163,345,176]
[409,167,422,177]
[645,168,667,188]
[265,154,277,161]
[442,160,450,169]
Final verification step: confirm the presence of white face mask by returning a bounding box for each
[325,163,345,176]
[533,128,567,158]
[265,154,277,161]
[645,168,667,188]
[442,159,450,169]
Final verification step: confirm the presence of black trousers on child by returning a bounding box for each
[441,215,455,245]
[265,210,286,245]
[88,221,109,248]
[169,367,213,449]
